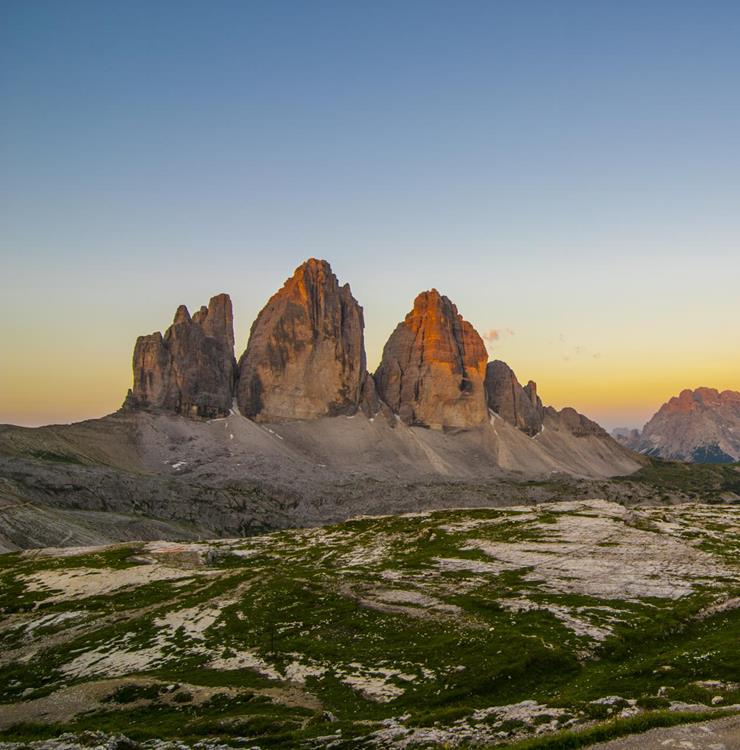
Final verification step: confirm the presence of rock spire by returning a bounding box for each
[237,259,366,421]
[374,290,488,429]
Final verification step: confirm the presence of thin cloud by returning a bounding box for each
[558,335,601,362]
[482,328,515,344]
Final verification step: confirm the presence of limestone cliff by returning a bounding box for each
[237,259,366,421]
[485,360,544,436]
[374,290,488,429]
[635,388,740,462]
[125,294,236,418]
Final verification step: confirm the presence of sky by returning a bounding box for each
[1,0,739,431]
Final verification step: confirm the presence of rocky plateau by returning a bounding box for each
[0,500,737,748]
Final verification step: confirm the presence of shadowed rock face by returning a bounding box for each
[545,406,608,437]
[485,360,544,436]
[126,294,236,418]
[237,259,366,421]
[375,290,488,429]
[486,359,610,440]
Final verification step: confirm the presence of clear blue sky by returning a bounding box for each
[2,1,739,429]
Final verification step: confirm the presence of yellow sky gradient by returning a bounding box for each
[2,300,738,430]
[3,1,740,434]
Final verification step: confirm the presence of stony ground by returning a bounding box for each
[0,499,738,749]
[589,712,740,748]
[3,410,739,555]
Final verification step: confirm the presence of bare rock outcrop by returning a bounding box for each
[486,359,612,440]
[374,290,488,429]
[544,406,608,438]
[485,360,544,436]
[125,294,236,418]
[237,259,366,421]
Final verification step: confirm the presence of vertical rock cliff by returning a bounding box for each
[485,360,544,436]
[126,294,236,418]
[374,290,488,429]
[237,259,366,421]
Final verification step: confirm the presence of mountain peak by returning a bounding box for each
[485,360,543,436]
[126,294,236,419]
[173,304,191,325]
[375,291,488,429]
[237,260,366,421]
[639,386,740,462]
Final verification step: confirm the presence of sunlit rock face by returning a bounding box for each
[636,387,740,462]
[375,290,488,429]
[485,360,544,436]
[237,259,366,421]
[126,294,236,418]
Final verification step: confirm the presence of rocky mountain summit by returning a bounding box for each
[236,259,367,421]
[124,294,236,419]
[619,387,740,463]
[547,406,608,438]
[484,360,608,440]
[485,360,544,436]
[374,290,489,429]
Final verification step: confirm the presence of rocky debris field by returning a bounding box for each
[0,399,655,556]
[0,499,738,749]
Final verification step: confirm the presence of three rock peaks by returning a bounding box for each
[125,258,583,434]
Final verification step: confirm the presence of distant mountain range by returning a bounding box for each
[613,388,740,463]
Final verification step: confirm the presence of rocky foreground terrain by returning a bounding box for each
[0,499,737,748]
[615,388,740,464]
